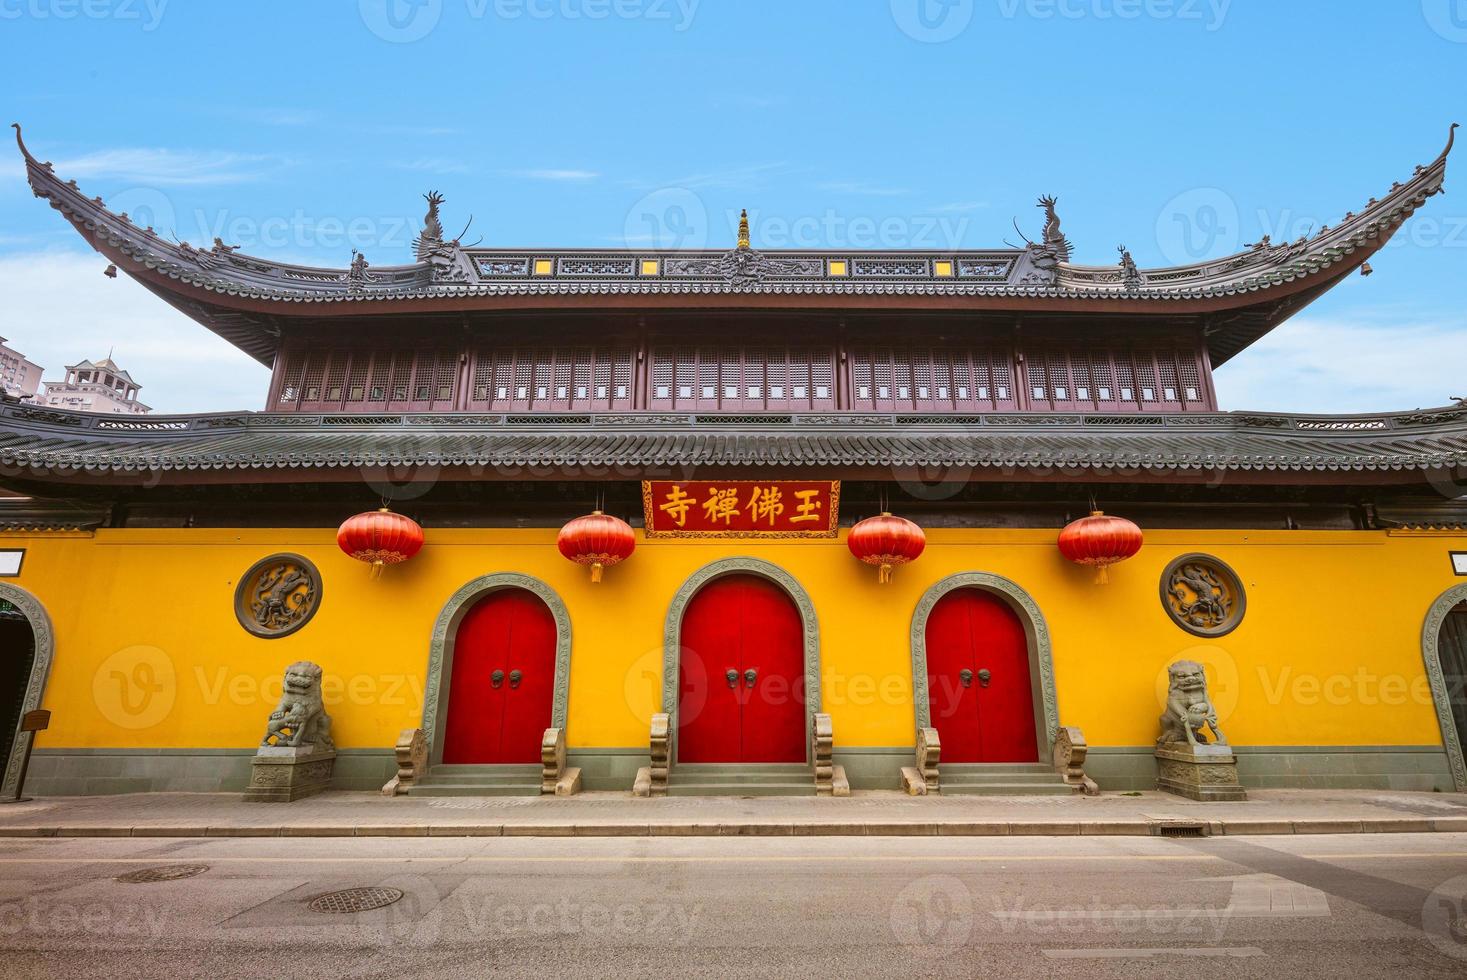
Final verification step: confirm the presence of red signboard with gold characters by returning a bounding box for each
[641,481,841,538]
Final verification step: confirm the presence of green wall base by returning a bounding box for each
[19,744,1456,796]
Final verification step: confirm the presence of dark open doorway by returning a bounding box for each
[0,602,36,777]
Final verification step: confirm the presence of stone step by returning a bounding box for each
[939,781,1079,797]
[940,771,1065,785]
[427,765,540,778]
[666,782,814,797]
[402,782,541,798]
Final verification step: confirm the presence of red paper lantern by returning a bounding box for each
[558,510,635,583]
[337,507,424,574]
[848,512,926,585]
[1058,510,1143,584]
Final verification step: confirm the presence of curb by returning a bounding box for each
[1,818,1462,839]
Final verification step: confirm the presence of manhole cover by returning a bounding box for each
[116,864,210,884]
[307,886,404,914]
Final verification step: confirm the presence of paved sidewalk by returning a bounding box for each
[3,788,1467,838]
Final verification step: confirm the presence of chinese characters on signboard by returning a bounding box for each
[641,481,841,538]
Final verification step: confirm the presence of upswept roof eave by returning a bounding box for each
[12,122,1455,326]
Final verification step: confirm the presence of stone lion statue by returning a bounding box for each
[1157,660,1226,747]
[261,661,333,750]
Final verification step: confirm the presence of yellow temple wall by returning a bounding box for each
[4,525,1463,763]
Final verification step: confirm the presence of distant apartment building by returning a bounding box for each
[38,356,152,415]
[0,337,43,400]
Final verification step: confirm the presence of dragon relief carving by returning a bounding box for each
[1158,660,1227,747]
[261,661,334,749]
[235,555,321,638]
[1164,559,1236,633]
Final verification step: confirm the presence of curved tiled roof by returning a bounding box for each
[14,124,1456,366]
[1,401,1464,486]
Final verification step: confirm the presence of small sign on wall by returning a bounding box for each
[1453,552,1467,576]
[0,550,24,577]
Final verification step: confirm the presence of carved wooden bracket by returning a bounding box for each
[1053,725,1100,796]
[380,727,427,797]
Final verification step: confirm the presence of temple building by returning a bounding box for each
[37,354,151,415]
[1,122,1465,801]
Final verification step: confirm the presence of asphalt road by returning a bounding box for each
[2,833,1466,978]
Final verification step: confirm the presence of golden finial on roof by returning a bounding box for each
[737,208,750,249]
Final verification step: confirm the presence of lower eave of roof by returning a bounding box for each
[0,402,1464,488]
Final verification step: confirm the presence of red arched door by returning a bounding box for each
[924,588,1038,763]
[678,574,805,764]
[442,589,557,764]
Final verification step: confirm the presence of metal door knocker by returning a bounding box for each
[977,668,992,688]
[509,669,523,689]
[744,668,758,689]
[491,669,505,688]
[959,668,973,688]
[726,669,739,689]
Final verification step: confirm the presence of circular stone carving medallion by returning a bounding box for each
[234,553,322,639]
[1159,554,1245,638]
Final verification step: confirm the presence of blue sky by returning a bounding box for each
[1,0,1464,413]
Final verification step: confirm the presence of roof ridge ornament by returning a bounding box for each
[1037,195,1072,262]
[737,208,751,249]
[412,191,472,285]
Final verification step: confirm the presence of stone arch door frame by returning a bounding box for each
[909,572,1060,761]
[422,573,573,767]
[1423,583,1467,791]
[0,583,54,800]
[662,557,823,766]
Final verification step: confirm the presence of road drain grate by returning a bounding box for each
[307,886,404,914]
[116,864,210,884]
[1153,822,1208,838]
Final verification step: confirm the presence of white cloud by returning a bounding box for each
[505,168,600,182]
[815,180,911,197]
[48,148,278,186]
[0,251,270,414]
[392,157,472,175]
[1213,314,1467,413]
[931,201,990,213]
